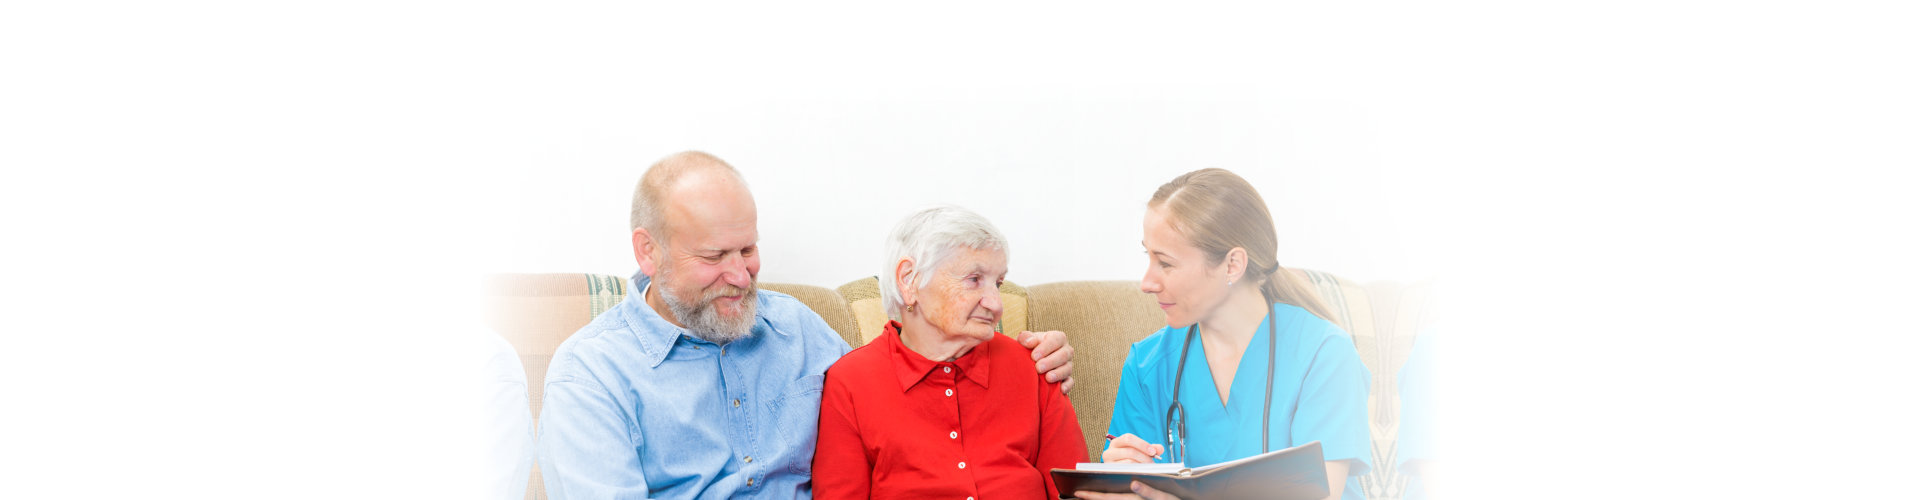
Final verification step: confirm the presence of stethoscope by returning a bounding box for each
[1164,302,1278,464]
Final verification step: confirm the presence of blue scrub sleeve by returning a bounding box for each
[1105,343,1170,462]
[1288,333,1375,476]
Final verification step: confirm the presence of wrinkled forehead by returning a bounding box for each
[935,245,1009,275]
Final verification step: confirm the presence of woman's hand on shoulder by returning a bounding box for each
[1074,481,1182,500]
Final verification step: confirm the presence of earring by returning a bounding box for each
[907,304,915,313]
[1227,279,1235,287]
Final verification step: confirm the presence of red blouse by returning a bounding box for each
[813,321,1088,499]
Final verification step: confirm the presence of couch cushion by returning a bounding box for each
[1352,280,1432,500]
[1024,280,1168,461]
[485,274,604,428]
[757,283,863,348]
[483,273,604,500]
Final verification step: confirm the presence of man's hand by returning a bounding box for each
[1016,330,1075,394]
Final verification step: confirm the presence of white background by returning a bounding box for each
[477,3,1453,288]
[6,2,1917,499]
[495,96,1425,288]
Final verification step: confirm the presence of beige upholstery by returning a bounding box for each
[758,282,864,348]
[482,274,594,500]
[485,271,1429,500]
[1024,281,1169,461]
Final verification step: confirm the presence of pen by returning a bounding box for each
[1104,434,1163,460]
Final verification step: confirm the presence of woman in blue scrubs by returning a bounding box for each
[1077,168,1373,500]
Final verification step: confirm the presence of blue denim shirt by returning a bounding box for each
[538,272,852,500]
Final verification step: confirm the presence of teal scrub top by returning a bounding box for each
[1106,302,1374,500]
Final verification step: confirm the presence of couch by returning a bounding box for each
[483,270,1429,500]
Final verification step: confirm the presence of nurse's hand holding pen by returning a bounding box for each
[1100,433,1164,464]
[1073,434,1184,500]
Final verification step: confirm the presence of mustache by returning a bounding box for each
[700,283,755,302]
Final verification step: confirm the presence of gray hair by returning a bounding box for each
[879,206,1010,321]
[630,151,745,240]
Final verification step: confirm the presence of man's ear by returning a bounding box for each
[633,228,660,277]
[894,258,917,307]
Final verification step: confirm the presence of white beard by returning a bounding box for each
[656,267,758,344]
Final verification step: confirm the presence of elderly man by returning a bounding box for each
[537,151,1078,500]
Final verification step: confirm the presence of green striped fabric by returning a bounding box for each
[1301,269,1414,500]
[586,274,627,318]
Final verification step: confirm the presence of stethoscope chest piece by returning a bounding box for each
[1165,306,1280,462]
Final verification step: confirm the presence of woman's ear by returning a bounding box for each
[1223,247,1248,284]
[894,258,917,308]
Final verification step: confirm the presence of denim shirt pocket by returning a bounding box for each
[765,373,826,476]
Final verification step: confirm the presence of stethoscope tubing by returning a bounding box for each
[1166,302,1278,462]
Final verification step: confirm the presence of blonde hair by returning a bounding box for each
[1148,168,1340,327]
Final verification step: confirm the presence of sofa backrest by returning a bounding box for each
[1024,280,1167,459]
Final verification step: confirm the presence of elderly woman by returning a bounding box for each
[813,206,1088,499]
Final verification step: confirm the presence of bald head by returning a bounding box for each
[629,151,762,340]
[630,151,751,242]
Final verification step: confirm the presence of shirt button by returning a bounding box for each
[746,478,754,486]
[945,388,954,397]
[958,461,966,469]
[733,399,740,407]
[943,366,951,373]
[744,456,753,463]
[949,431,958,439]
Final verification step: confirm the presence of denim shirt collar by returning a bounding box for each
[623,270,776,368]
[624,271,687,368]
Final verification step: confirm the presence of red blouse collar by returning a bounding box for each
[883,320,993,392]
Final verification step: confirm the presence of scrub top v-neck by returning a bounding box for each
[1106,302,1374,500]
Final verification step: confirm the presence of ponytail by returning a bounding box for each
[1260,264,1340,329]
